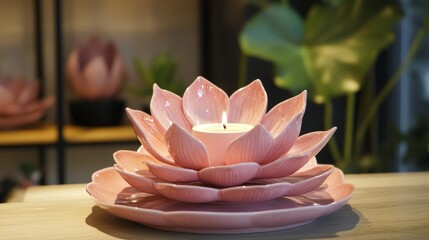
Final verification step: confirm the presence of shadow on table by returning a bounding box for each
[85,204,362,240]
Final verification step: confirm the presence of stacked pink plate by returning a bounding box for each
[87,77,354,234]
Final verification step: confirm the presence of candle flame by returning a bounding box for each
[222,112,227,130]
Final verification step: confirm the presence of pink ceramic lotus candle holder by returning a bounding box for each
[0,76,53,130]
[112,77,338,202]
[87,76,354,233]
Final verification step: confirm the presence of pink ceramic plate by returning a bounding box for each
[114,159,334,203]
[86,167,354,234]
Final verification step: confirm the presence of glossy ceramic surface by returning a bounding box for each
[113,126,335,187]
[114,158,334,203]
[87,166,354,234]
[126,77,318,171]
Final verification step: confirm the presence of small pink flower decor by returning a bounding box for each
[116,76,339,203]
[66,36,124,100]
[0,76,53,130]
[66,36,126,126]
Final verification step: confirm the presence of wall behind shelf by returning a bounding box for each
[0,0,35,78]
[0,0,200,184]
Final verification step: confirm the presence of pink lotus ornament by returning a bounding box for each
[118,77,337,203]
[0,76,53,129]
[66,37,125,100]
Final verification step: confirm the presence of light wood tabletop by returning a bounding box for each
[1,171,428,239]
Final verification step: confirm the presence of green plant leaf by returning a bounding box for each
[240,1,403,103]
[133,58,154,95]
[125,85,147,97]
[151,52,177,88]
[240,4,310,93]
[130,53,186,97]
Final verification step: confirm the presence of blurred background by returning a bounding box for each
[0,0,428,201]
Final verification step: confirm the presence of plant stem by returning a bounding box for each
[354,26,429,155]
[237,50,248,89]
[344,93,355,167]
[324,99,343,167]
[368,72,379,158]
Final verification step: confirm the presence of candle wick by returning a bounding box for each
[223,123,227,130]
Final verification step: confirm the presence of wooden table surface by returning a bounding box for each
[1,172,428,239]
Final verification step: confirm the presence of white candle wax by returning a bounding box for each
[192,123,254,166]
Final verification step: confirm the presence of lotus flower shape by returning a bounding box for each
[0,76,53,129]
[66,36,125,100]
[115,77,336,203]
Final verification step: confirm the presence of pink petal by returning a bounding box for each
[153,183,220,203]
[250,165,334,194]
[182,76,229,125]
[198,162,260,187]
[81,55,109,99]
[103,56,124,98]
[262,90,307,137]
[322,167,345,189]
[220,183,290,203]
[114,164,158,194]
[66,49,87,98]
[102,41,117,71]
[261,91,307,163]
[17,80,38,105]
[113,150,174,194]
[0,85,13,106]
[91,167,128,192]
[228,79,267,125]
[145,159,199,183]
[284,165,334,196]
[126,108,175,165]
[150,84,192,133]
[78,36,102,70]
[303,167,354,203]
[15,96,54,115]
[257,154,310,179]
[297,157,318,172]
[288,127,337,158]
[220,165,333,203]
[224,125,273,165]
[262,112,304,164]
[137,145,148,153]
[113,150,151,172]
[164,123,210,170]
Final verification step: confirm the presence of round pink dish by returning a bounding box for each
[86,167,354,234]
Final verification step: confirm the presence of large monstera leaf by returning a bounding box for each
[240,0,403,103]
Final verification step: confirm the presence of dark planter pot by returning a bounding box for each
[70,99,125,127]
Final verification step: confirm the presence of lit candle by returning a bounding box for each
[192,112,254,166]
